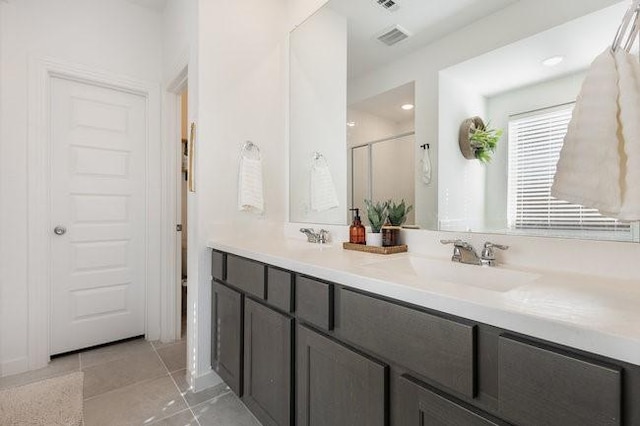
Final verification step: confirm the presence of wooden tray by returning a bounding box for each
[343,242,408,255]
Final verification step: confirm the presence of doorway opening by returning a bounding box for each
[178,89,188,339]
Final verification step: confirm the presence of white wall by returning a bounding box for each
[438,73,487,231]
[289,6,348,224]
[187,0,288,387]
[485,71,586,230]
[0,0,164,376]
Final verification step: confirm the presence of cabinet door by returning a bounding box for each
[244,299,293,426]
[212,282,243,396]
[297,325,387,426]
[394,375,506,426]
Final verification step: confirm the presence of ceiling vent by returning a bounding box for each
[375,0,400,12]
[377,25,410,46]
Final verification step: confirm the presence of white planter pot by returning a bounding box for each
[366,232,382,246]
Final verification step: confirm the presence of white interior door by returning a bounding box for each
[50,76,147,355]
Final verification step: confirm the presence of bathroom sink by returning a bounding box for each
[366,256,540,292]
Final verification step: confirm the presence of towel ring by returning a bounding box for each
[612,1,640,52]
[241,140,261,160]
[420,144,430,150]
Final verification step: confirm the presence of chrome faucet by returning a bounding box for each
[299,228,330,244]
[479,242,509,266]
[440,240,509,266]
[441,240,481,265]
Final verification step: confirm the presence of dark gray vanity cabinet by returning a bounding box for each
[296,324,387,426]
[337,288,476,398]
[498,335,622,426]
[211,249,640,426]
[243,298,293,426]
[394,375,506,426]
[211,281,243,396]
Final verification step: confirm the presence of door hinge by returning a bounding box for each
[176,224,183,231]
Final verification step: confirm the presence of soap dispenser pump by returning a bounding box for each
[349,208,366,245]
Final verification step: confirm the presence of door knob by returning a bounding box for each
[53,225,67,236]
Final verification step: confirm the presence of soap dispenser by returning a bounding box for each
[349,208,366,245]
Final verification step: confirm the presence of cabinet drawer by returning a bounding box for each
[296,276,333,331]
[226,254,266,299]
[212,250,225,281]
[395,375,506,426]
[498,335,621,426]
[266,267,293,312]
[337,288,476,398]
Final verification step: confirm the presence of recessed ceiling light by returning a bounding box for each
[542,56,564,67]
[401,104,414,111]
[347,121,356,127]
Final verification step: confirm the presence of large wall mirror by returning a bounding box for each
[290,0,640,242]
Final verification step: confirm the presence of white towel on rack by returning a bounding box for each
[310,158,339,212]
[420,148,432,185]
[615,49,640,220]
[238,156,264,214]
[551,50,623,216]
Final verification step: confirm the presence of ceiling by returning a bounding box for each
[442,2,629,97]
[327,0,520,78]
[124,0,168,13]
[349,81,415,123]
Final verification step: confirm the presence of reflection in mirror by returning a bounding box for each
[348,82,416,226]
[438,3,639,242]
[290,0,639,242]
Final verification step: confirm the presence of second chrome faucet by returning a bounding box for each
[441,240,508,266]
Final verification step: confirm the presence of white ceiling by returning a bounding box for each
[442,2,629,97]
[124,0,168,13]
[327,0,519,78]
[349,81,415,123]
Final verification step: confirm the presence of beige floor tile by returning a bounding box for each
[83,349,167,399]
[156,341,187,373]
[152,338,185,351]
[192,392,261,426]
[81,338,152,369]
[171,369,229,407]
[150,408,198,425]
[84,375,187,426]
[0,353,79,390]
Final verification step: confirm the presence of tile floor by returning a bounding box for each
[0,337,262,426]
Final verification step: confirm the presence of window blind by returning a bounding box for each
[507,104,633,239]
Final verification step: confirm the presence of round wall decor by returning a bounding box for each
[458,116,485,160]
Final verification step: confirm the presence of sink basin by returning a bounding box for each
[366,256,540,292]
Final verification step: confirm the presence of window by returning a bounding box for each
[507,104,634,241]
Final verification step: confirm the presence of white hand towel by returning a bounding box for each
[238,156,264,214]
[420,148,432,185]
[551,50,623,215]
[310,159,339,212]
[615,50,640,220]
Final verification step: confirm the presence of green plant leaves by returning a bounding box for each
[470,122,503,163]
[364,199,387,233]
[387,199,414,226]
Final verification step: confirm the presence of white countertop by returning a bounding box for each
[207,236,640,366]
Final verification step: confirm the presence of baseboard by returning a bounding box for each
[0,356,29,377]
[191,368,224,393]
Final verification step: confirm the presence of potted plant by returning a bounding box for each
[364,199,387,246]
[387,199,413,226]
[382,199,414,247]
[459,117,503,163]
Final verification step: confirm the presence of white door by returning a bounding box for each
[49,77,147,355]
